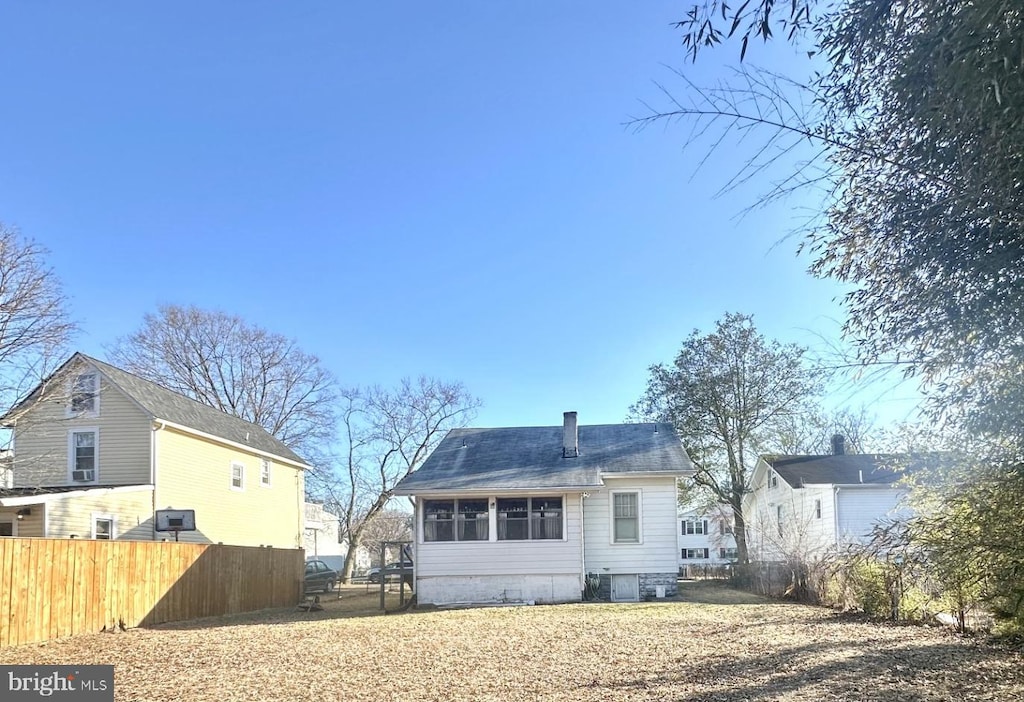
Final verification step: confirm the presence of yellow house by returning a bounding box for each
[0,353,309,548]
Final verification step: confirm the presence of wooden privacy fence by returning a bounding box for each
[0,538,304,648]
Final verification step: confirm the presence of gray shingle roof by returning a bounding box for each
[395,422,692,494]
[767,454,908,488]
[82,354,307,466]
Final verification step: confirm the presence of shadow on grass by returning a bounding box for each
[151,584,427,631]
[675,579,776,605]
[591,636,1022,701]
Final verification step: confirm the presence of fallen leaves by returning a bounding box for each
[2,581,1021,701]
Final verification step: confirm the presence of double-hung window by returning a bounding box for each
[92,514,115,540]
[69,372,99,416]
[683,519,707,535]
[496,497,562,540]
[260,458,272,487]
[612,492,640,543]
[69,429,98,483]
[231,462,245,490]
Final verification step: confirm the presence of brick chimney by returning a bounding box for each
[831,434,845,456]
[563,411,579,458]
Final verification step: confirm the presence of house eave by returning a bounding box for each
[0,483,155,507]
[600,470,690,479]
[394,485,597,497]
[155,419,312,470]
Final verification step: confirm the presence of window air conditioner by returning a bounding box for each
[72,469,95,482]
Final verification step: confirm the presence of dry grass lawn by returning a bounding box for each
[3,581,1022,701]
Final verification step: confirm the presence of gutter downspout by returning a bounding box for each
[151,420,165,541]
[580,492,587,597]
[833,486,841,546]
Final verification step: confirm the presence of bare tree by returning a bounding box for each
[0,224,76,430]
[358,509,414,563]
[107,304,336,461]
[631,313,821,564]
[772,406,877,455]
[311,378,480,582]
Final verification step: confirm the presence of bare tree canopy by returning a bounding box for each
[310,377,480,582]
[631,313,821,562]
[108,304,336,459]
[0,224,76,416]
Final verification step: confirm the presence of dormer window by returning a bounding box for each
[69,372,99,416]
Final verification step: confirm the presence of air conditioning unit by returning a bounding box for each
[72,469,95,482]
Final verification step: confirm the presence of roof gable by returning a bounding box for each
[6,352,308,467]
[396,422,692,494]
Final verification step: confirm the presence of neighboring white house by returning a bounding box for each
[304,501,345,558]
[302,502,374,571]
[678,505,738,569]
[743,435,913,561]
[394,412,693,605]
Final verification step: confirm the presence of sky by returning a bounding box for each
[0,2,922,432]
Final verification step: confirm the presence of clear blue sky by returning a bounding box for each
[0,2,920,430]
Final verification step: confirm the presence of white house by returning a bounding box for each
[743,435,913,561]
[394,412,693,605]
[678,505,738,569]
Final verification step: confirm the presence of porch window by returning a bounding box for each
[530,497,562,540]
[456,499,489,541]
[612,492,640,543]
[497,497,562,540]
[423,500,455,541]
[497,498,528,540]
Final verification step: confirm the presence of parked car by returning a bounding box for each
[304,559,338,592]
[367,560,413,584]
[309,555,347,573]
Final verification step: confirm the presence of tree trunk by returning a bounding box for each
[733,501,749,589]
[340,530,364,584]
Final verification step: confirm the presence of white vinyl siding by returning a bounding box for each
[415,493,582,578]
[585,477,678,574]
[836,488,911,543]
